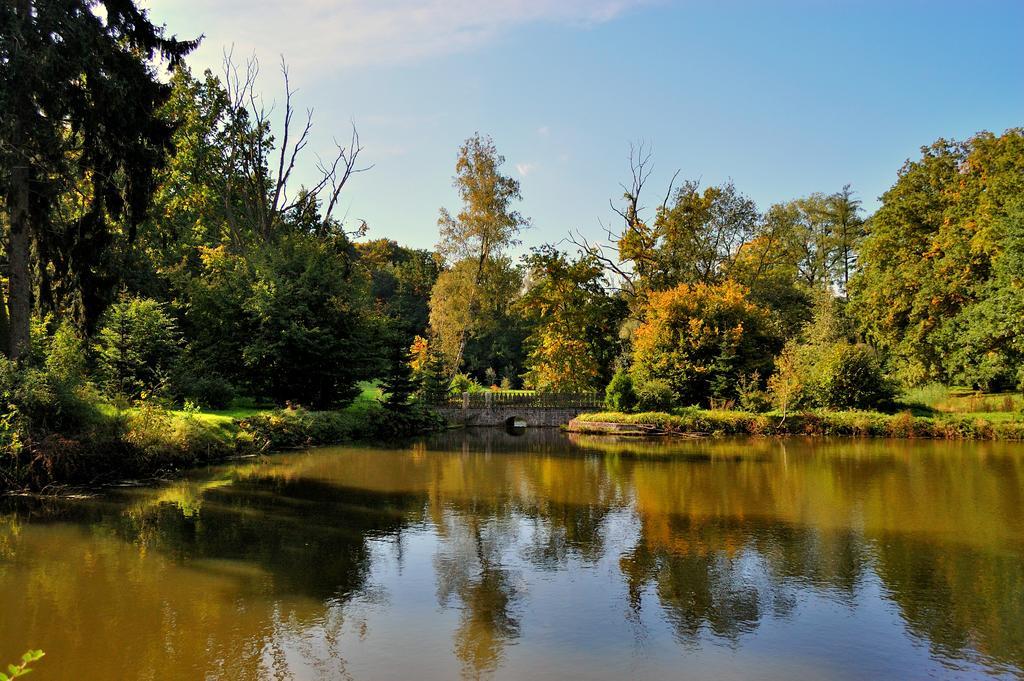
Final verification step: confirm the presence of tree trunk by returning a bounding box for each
[7,163,32,360]
[7,0,34,360]
[0,279,10,358]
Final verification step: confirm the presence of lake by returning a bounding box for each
[1,430,1022,680]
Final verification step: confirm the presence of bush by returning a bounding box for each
[94,294,181,400]
[605,368,637,412]
[635,378,675,412]
[813,343,895,410]
[736,372,771,413]
[178,373,236,410]
[0,322,103,451]
[449,373,483,394]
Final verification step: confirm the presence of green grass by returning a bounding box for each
[572,408,1024,440]
[3,381,442,490]
[174,407,263,424]
[899,384,1023,415]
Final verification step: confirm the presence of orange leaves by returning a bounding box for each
[409,335,429,372]
[632,279,776,403]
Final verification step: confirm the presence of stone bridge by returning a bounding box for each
[433,392,603,428]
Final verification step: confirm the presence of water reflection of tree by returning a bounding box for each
[621,516,797,642]
[874,536,1024,674]
[116,475,425,599]
[3,434,1024,678]
[434,513,522,681]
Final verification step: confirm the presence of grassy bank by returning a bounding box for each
[2,383,442,491]
[570,408,1024,441]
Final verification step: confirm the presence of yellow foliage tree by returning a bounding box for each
[632,280,779,405]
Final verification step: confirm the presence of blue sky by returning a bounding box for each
[144,0,1024,252]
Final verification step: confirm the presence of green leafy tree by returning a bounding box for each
[138,68,239,277]
[432,134,529,369]
[414,340,451,403]
[828,184,865,294]
[380,333,419,412]
[356,239,441,346]
[519,246,626,392]
[850,130,1024,387]
[641,180,760,289]
[429,256,528,382]
[240,232,376,408]
[936,198,1024,389]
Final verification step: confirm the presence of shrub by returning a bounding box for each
[94,294,181,400]
[736,372,771,413]
[0,323,104,451]
[813,343,895,410]
[605,368,637,412]
[179,374,236,410]
[768,342,805,415]
[635,378,675,412]
[45,320,88,390]
[449,373,483,394]
[770,338,893,413]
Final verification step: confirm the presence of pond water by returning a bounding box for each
[1,430,1023,680]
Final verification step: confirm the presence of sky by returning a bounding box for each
[142,0,1024,252]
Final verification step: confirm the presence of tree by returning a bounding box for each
[355,239,441,346]
[849,130,1024,387]
[428,256,528,381]
[631,281,780,406]
[827,184,864,295]
[645,180,761,289]
[0,0,198,355]
[137,68,239,277]
[412,337,450,403]
[787,194,838,290]
[570,145,761,306]
[219,53,369,247]
[432,134,529,369]
[728,203,814,333]
[238,231,376,408]
[936,197,1024,390]
[380,333,418,413]
[94,294,182,399]
[518,246,626,392]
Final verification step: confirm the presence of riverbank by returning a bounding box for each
[1,397,443,492]
[568,409,1024,440]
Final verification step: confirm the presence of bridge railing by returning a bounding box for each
[430,391,605,410]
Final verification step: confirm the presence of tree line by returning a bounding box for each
[1,0,1022,443]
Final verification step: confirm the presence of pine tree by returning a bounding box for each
[380,338,418,412]
[417,344,451,404]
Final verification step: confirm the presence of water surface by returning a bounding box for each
[2,430,1023,680]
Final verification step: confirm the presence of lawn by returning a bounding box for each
[899,384,1023,421]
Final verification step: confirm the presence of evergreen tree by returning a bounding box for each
[380,336,419,412]
[0,0,198,355]
[417,343,451,404]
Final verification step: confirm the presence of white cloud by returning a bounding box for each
[144,0,656,75]
[537,125,550,136]
[516,162,536,176]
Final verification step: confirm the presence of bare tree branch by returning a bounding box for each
[220,52,370,247]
